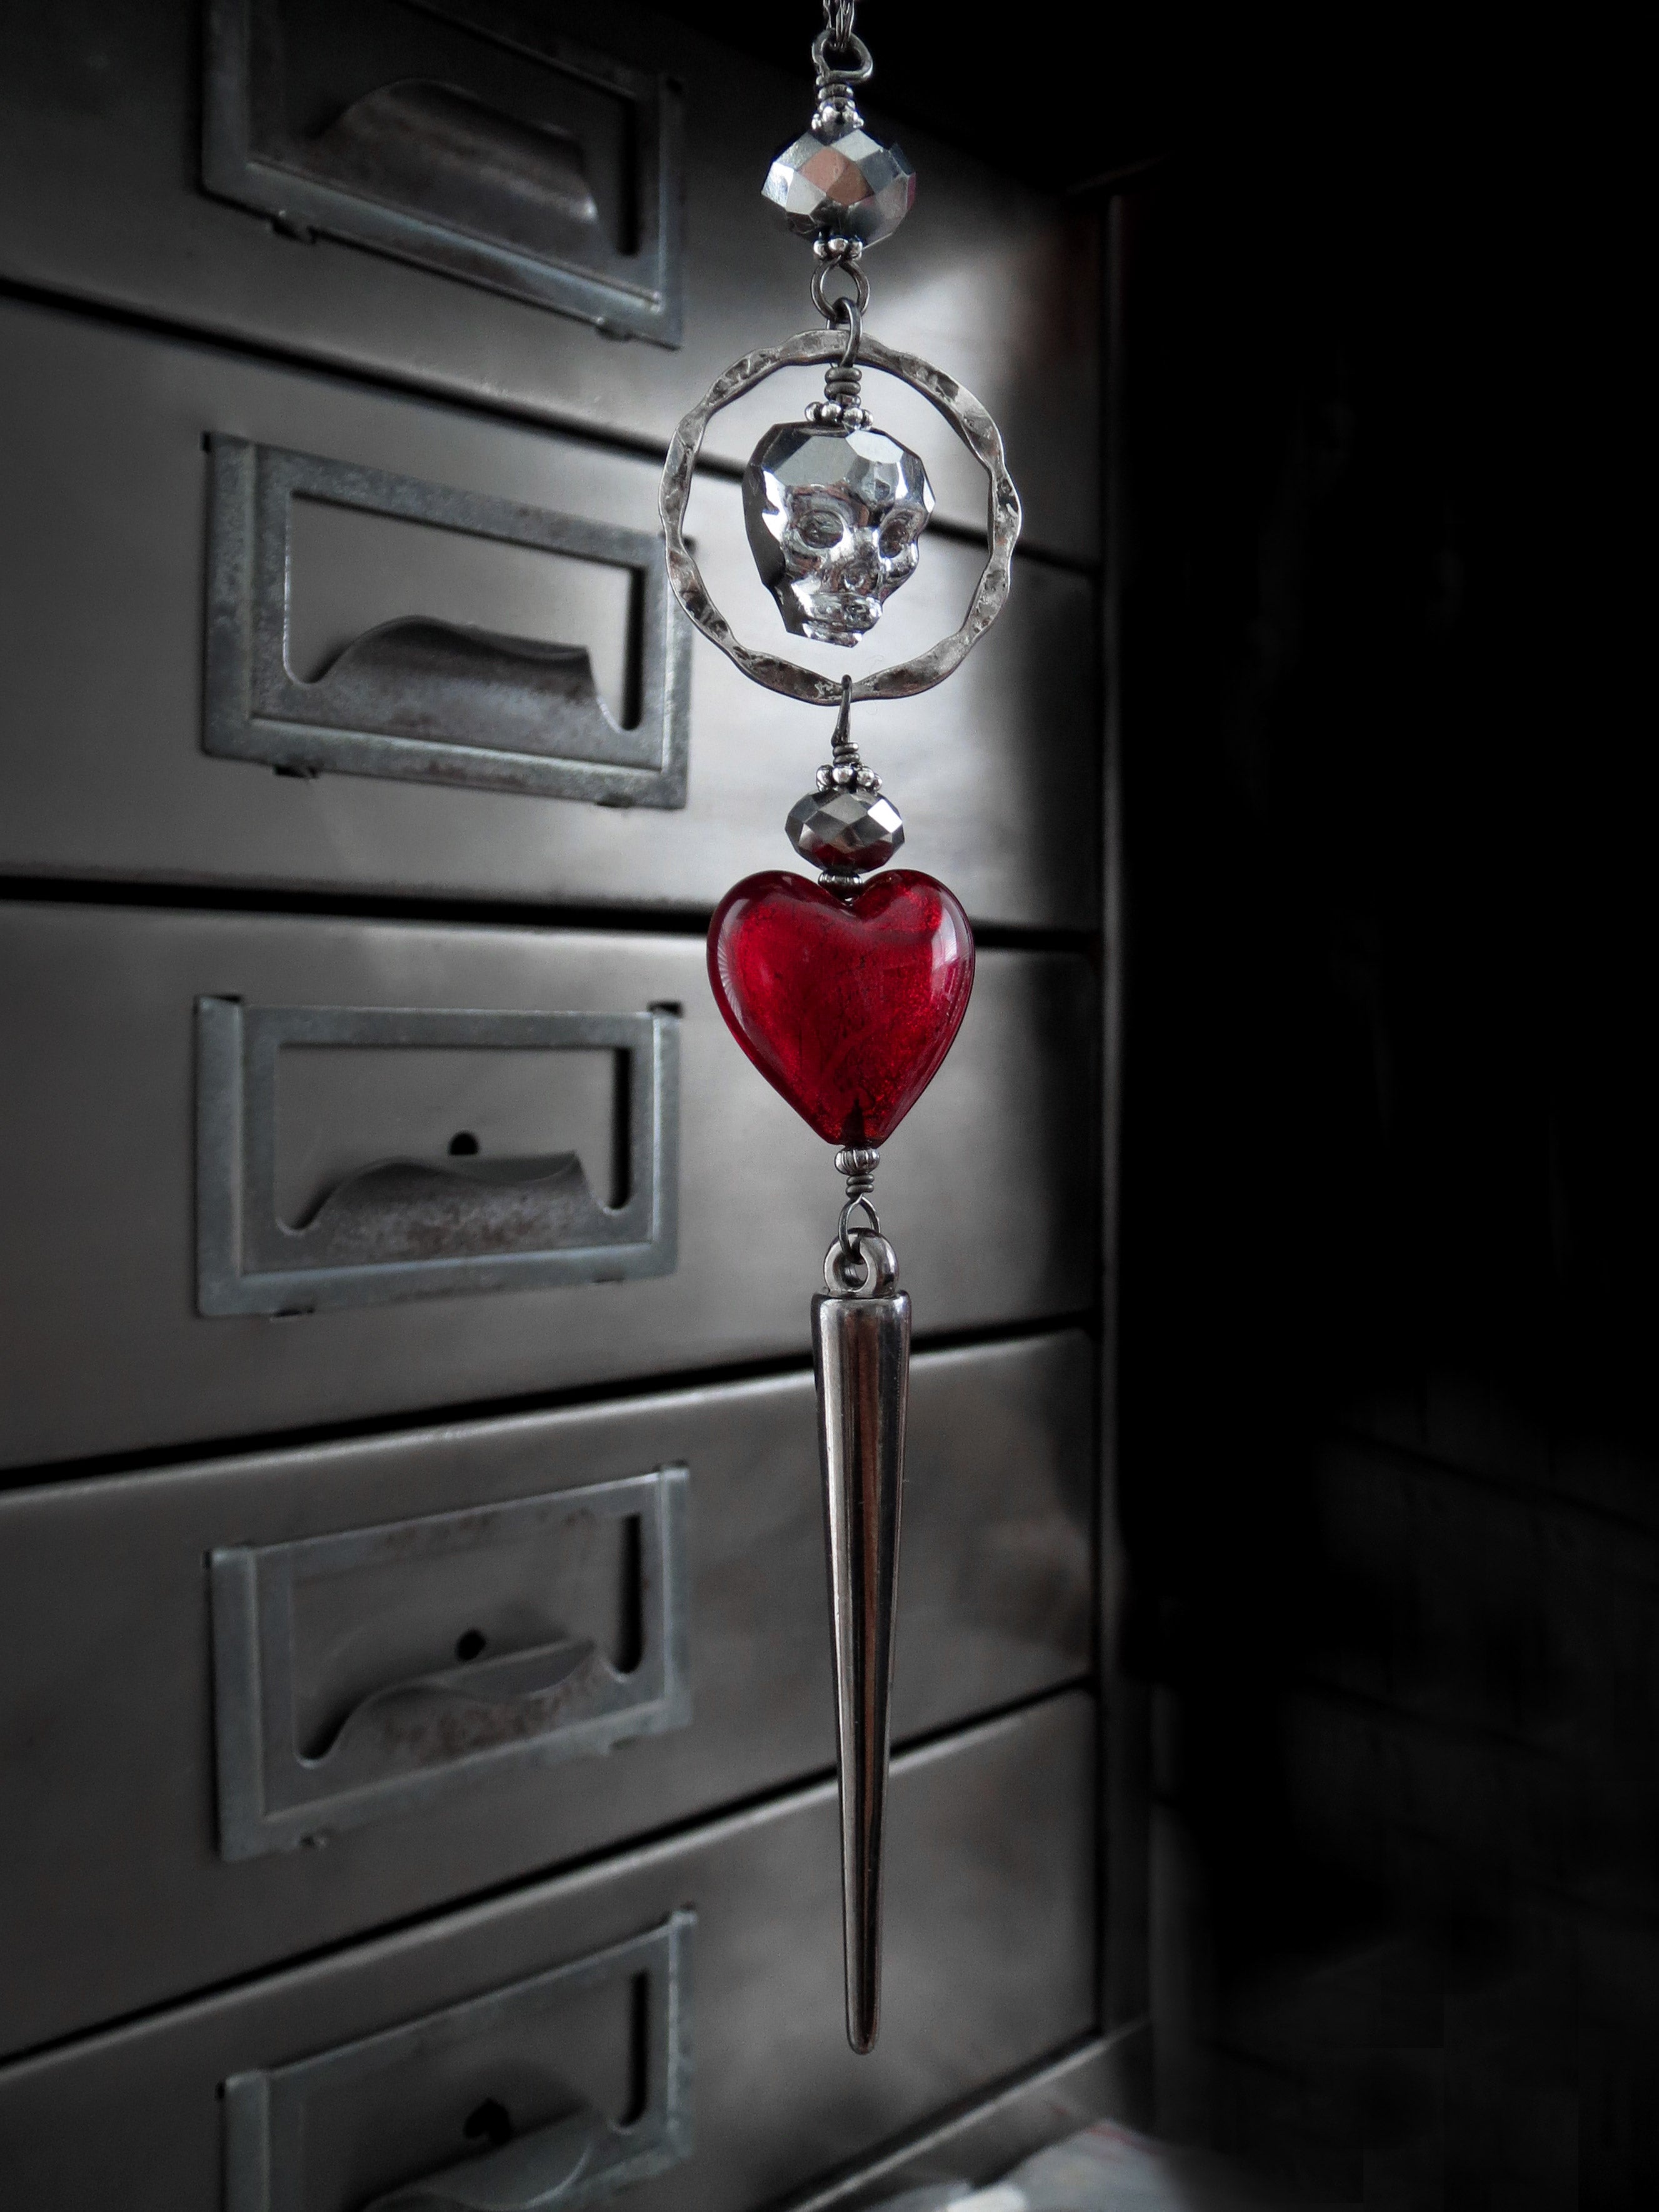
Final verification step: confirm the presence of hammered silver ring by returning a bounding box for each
[658,328,1023,710]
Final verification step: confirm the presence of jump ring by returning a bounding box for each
[823,1231,899,1297]
[810,259,871,324]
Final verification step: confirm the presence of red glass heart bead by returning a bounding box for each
[708,869,975,1147]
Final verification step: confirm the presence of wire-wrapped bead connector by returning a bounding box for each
[836,1145,881,1201]
[788,678,903,896]
[804,266,871,429]
[806,356,870,432]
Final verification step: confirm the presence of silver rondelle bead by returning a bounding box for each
[763,123,916,247]
[789,786,905,873]
[835,1146,881,1176]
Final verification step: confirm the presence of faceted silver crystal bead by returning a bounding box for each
[762,123,916,246]
[787,787,906,872]
[744,423,935,647]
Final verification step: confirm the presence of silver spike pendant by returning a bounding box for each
[813,1230,910,2052]
[674,0,1015,2057]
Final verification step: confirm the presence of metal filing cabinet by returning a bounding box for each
[0,1334,1093,2056]
[0,3,1131,2204]
[0,1699,1098,2210]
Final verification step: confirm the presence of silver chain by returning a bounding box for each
[821,0,857,59]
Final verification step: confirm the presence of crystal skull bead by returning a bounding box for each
[762,122,916,246]
[744,423,935,648]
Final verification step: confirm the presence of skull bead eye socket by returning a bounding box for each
[793,504,848,551]
[879,513,922,557]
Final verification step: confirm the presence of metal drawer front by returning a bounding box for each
[214,1467,690,1859]
[204,0,683,344]
[0,1333,1091,2056]
[0,298,1098,929]
[0,904,1095,1469]
[206,437,689,803]
[0,1697,1098,2211]
[196,1001,678,1313]
[224,1916,693,2212]
[0,0,1098,555]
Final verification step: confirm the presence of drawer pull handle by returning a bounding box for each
[307,81,603,251]
[213,1466,689,1860]
[306,1632,616,1777]
[289,1150,616,1269]
[203,6,683,340]
[197,1001,679,1316]
[224,1915,693,2212]
[297,618,623,766]
[203,439,690,806]
[369,2104,604,2211]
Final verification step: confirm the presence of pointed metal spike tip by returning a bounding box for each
[812,1233,910,2054]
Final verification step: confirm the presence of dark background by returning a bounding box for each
[662,5,1648,2203]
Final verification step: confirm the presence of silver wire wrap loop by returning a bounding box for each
[839,1191,882,1246]
[829,679,862,770]
[824,1230,898,1297]
[811,12,870,131]
[813,13,873,89]
[804,293,870,429]
[660,329,1023,709]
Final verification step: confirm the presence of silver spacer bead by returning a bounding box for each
[811,90,864,134]
[804,398,871,431]
[814,761,880,792]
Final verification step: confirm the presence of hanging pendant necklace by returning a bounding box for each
[660,0,1021,2053]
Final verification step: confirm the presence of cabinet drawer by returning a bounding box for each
[0,1334,1093,2056]
[0,1696,1098,2209]
[0,298,1099,931]
[0,0,1098,557]
[0,900,1096,1467]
